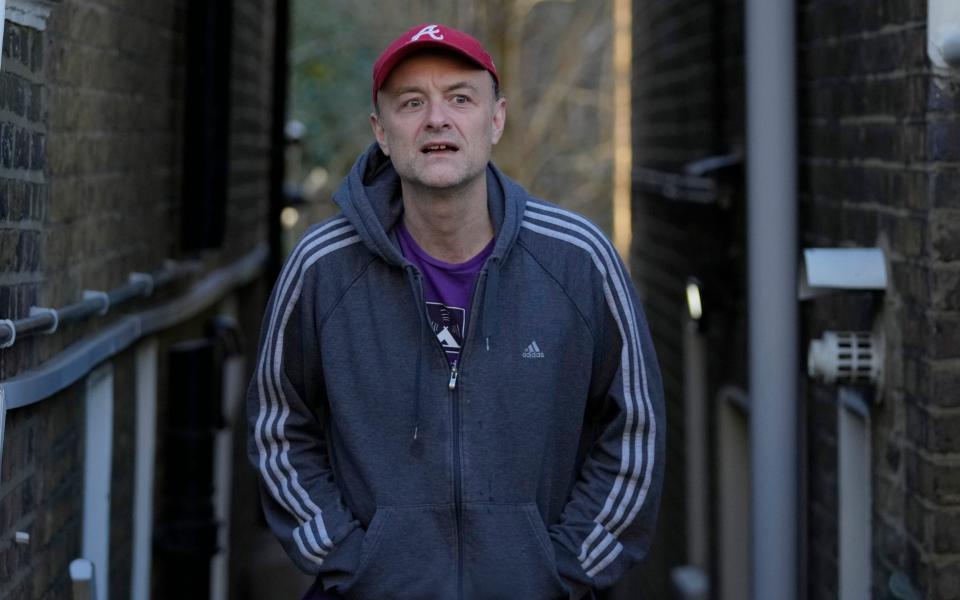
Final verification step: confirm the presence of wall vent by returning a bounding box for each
[808,331,882,385]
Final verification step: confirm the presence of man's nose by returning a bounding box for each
[424,100,450,129]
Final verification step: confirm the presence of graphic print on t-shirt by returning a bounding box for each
[426,301,465,361]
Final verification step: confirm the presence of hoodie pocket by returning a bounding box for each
[345,504,458,599]
[462,503,567,600]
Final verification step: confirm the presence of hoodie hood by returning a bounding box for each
[332,143,526,267]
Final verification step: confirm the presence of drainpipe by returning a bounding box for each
[269,0,291,280]
[745,1,797,599]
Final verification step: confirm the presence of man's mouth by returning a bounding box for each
[421,143,459,154]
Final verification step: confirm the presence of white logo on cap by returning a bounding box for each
[411,25,444,41]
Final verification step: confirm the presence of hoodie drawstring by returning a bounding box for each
[406,267,426,441]
[481,258,500,351]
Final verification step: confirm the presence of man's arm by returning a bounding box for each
[549,250,666,598]
[246,236,364,589]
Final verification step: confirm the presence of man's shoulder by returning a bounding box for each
[291,213,361,255]
[284,213,366,277]
[297,212,355,242]
[519,198,618,265]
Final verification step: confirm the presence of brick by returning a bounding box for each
[931,210,960,260]
[29,133,44,171]
[900,305,928,351]
[904,491,926,546]
[802,29,927,81]
[930,562,960,600]
[876,386,905,438]
[803,197,844,241]
[875,518,908,573]
[27,83,42,123]
[0,183,9,220]
[875,475,905,526]
[2,27,25,69]
[930,314,960,360]
[886,212,926,258]
[930,170,960,209]
[70,4,107,47]
[0,74,26,117]
[29,27,42,73]
[0,231,20,272]
[12,127,30,170]
[14,230,39,272]
[905,357,960,408]
[0,414,35,486]
[928,77,960,115]
[931,267,960,310]
[905,448,960,505]
[5,181,28,221]
[931,505,960,554]
[906,397,960,454]
[0,124,13,169]
[875,75,926,119]
[891,260,929,305]
[36,470,81,549]
[928,121,960,162]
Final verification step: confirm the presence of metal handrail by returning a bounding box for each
[0,260,200,349]
[0,243,267,410]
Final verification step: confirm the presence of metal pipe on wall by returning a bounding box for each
[683,314,709,571]
[745,0,798,599]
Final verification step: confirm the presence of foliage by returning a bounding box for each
[288,0,384,179]
[288,0,616,233]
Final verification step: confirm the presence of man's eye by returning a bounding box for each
[452,95,469,104]
[403,99,423,108]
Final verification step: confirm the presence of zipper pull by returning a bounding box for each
[448,365,459,390]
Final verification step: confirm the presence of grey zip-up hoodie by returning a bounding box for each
[248,144,665,600]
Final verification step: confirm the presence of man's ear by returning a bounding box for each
[370,111,390,156]
[491,97,507,145]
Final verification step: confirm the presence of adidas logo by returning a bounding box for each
[522,341,544,359]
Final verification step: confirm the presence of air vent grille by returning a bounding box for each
[808,331,882,385]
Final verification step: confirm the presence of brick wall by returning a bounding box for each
[796,2,947,598]
[0,0,278,597]
[0,386,83,599]
[0,21,46,380]
[632,0,960,598]
[0,18,84,599]
[225,0,273,263]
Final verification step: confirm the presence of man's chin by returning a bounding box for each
[406,171,475,192]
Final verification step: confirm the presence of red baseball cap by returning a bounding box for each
[372,23,499,103]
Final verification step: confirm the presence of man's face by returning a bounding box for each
[371,52,506,194]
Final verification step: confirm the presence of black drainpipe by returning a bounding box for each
[268,0,291,281]
[182,0,233,252]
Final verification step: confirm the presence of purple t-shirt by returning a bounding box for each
[396,221,494,366]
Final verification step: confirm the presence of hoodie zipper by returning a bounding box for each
[450,363,464,598]
[410,266,491,600]
[407,268,466,598]
[448,365,459,390]
[450,268,492,599]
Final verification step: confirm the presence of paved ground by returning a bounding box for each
[243,528,315,599]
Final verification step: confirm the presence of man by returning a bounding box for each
[248,22,664,600]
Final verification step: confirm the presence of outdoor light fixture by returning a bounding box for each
[686,278,703,321]
[280,207,300,230]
